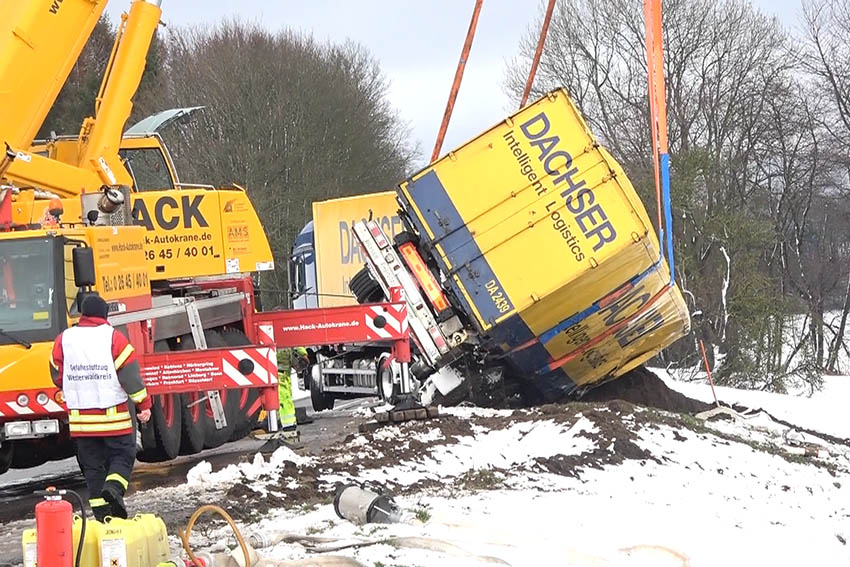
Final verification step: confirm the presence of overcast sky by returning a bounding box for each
[109,0,803,165]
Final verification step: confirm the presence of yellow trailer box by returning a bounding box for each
[313,192,402,307]
[398,89,689,398]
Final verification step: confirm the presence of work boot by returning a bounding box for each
[90,497,110,522]
[295,406,313,425]
[101,481,128,519]
[259,428,302,452]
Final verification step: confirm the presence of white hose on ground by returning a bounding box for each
[253,557,367,567]
[230,532,509,564]
[386,537,509,565]
[206,552,367,567]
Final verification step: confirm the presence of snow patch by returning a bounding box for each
[655,368,850,439]
[185,447,310,488]
[439,405,514,419]
[335,418,598,487]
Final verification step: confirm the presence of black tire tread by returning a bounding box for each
[349,267,384,304]
[137,340,183,463]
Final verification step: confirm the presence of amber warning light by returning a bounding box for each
[398,242,450,314]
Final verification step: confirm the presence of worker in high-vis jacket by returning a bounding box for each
[49,295,152,521]
[277,347,308,441]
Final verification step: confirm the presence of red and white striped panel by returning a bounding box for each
[142,346,279,392]
[257,323,275,346]
[0,389,65,418]
[220,347,278,387]
[364,303,408,340]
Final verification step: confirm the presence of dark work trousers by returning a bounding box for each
[75,432,136,519]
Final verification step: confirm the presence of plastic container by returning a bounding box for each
[22,516,103,567]
[133,514,170,565]
[100,516,148,567]
[74,516,104,567]
[21,528,37,567]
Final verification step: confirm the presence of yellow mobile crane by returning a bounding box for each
[0,0,278,472]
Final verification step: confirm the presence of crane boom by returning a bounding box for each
[0,0,108,151]
[0,1,163,195]
[77,0,161,178]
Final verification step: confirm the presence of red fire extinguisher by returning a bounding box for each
[35,487,81,567]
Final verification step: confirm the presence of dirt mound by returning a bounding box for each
[579,367,711,414]
[243,399,687,507]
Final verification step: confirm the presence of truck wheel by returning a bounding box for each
[377,356,400,404]
[218,328,262,441]
[176,332,225,455]
[176,331,239,450]
[202,389,238,449]
[180,331,230,455]
[310,367,335,411]
[0,442,13,475]
[349,267,384,304]
[180,391,206,455]
[137,394,182,462]
[10,442,48,468]
[138,341,183,462]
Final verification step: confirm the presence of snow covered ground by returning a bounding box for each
[658,368,850,439]
[175,376,850,567]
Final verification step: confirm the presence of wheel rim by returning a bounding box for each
[380,366,394,401]
[162,395,175,427]
[188,392,201,422]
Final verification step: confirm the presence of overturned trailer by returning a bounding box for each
[350,89,690,405]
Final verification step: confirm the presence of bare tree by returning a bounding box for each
[38,16,117,138]
[504,0,839,391]
[144,22,416,306]
[803,0,850,373]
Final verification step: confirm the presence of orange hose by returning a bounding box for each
[431,0,484,163]
[180,504,251,567]
[520,0,557,108]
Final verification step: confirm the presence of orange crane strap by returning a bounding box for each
[520,0,557,108]
[431,0,484,163]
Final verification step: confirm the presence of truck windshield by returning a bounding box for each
[0,238,62,345]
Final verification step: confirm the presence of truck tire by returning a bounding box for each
[180,391,206,455]
[218,328,262,442]
[309,366,335,411]
[138,341,183,462]
[177,332,224,455]
[176,332,239,450]
[0,442,13,475]
[349,267,384,304]
[202,388,239,449]
[10,443,49,468]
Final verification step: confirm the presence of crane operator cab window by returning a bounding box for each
[0,237,64,345]
[119,147,176,192]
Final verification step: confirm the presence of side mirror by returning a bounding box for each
[72,247,96,287]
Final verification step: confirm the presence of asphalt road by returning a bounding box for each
[0,395,376,525]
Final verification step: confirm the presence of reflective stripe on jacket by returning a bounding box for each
[51,316,151,437]
[68,404,134,435]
